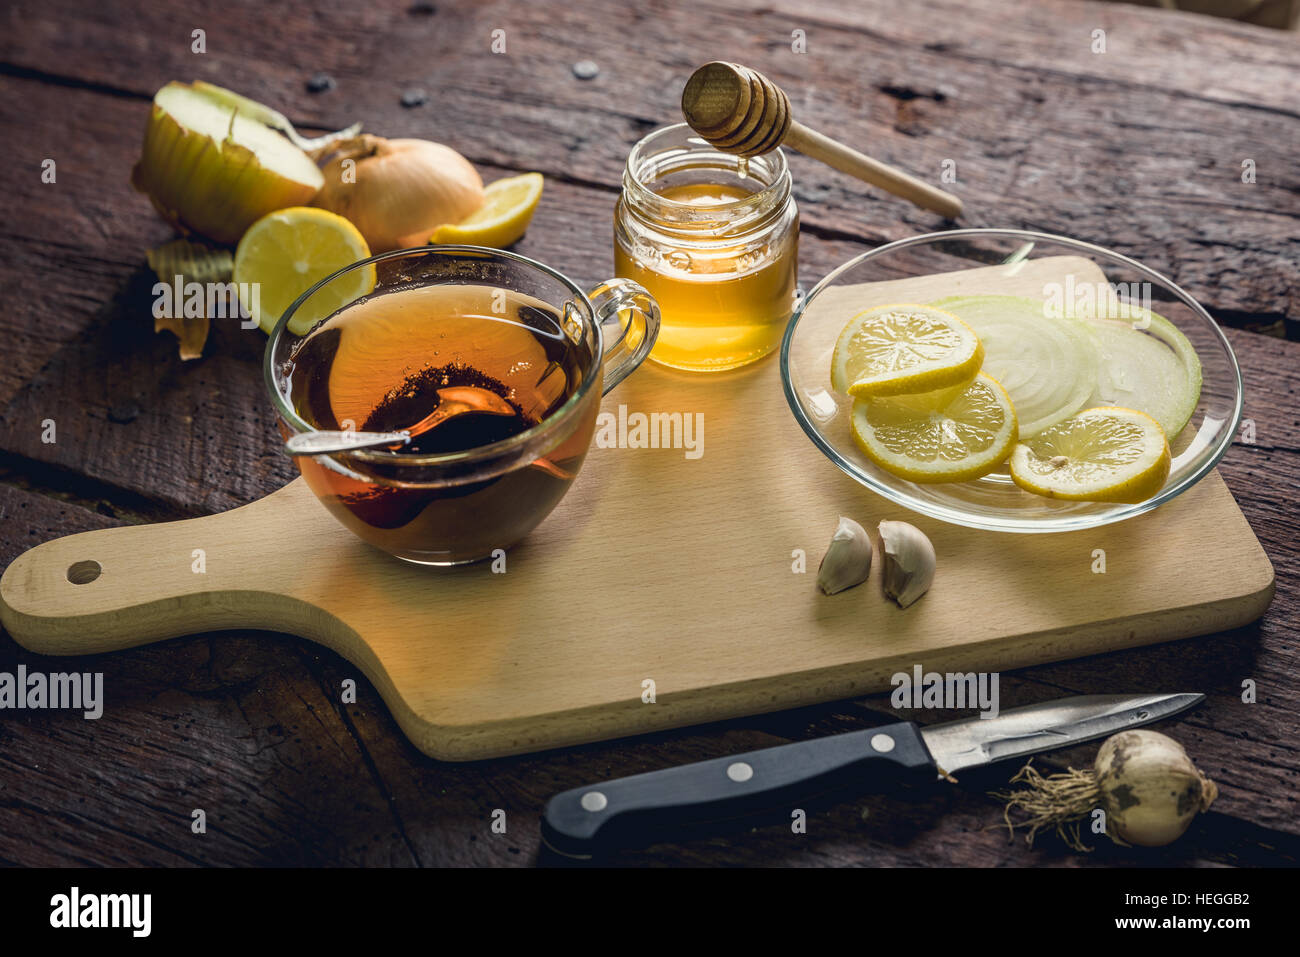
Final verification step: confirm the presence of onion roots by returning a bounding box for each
[992,729,1218,851]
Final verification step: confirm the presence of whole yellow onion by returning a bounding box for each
[314,135,485,251]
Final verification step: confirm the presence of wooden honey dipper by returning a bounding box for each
[681,61,963,219]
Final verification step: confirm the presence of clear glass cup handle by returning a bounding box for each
[587,278,661,396]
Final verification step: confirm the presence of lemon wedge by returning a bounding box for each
[429,172,544,248]
[850,372,1018,483]
[1009,407,1171,503]
[233,207,373,335]
[831,303,984,398]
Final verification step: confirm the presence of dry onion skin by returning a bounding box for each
[146,237,233,286]
[190,80,361,156]
[145,238,234,360]
[993,729,1218,851]
[313,135,484,251]
[131,81,324,244]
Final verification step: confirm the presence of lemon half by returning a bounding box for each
[850,372,1019,483]
[233,206,373,335]
[1009,406,1171,503]
[831,303,984,398]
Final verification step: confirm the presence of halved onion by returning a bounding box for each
[131,82,324,244]
[1084,309,1203,440]
[191,81,361,156]
[929,295,1098,437]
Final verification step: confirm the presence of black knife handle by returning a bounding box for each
[541,721,935,858]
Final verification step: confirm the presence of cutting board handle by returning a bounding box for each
[0,482,316,656]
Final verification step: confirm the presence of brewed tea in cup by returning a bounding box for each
[265,247,659,564]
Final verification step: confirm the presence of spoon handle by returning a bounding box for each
[681,61,962,219]
[284,430,410,456]
[785,122,963,219]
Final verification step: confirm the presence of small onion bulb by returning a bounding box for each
[313,135,485,251]
[995,729,1218,850]
[1094,729,1218,847]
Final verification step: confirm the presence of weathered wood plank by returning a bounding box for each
[339,688,1300,866]
[1,468,1297,865]
[0,78,1296,858]
[711,0,1300,111]
[3,0,1297,325]
[0,68,1293,516]
[1,0,1298,866]
[0,78,175,409]
[0,485,434,866]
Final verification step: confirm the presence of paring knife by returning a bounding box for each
[541,692,1203,858]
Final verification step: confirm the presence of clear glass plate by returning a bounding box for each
[780,229,1243,533]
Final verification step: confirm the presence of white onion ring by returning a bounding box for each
[930,295,1098,437]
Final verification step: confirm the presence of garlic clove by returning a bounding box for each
[878,520,936,608]
[817,517,873,595]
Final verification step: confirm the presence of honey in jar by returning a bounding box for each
[615,124,798,372]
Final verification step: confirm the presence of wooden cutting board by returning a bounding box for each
[0,259,1274,760]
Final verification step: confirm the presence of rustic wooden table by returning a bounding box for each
[1,0,1297,867]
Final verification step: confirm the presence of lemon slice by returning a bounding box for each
[233,207,373,335]
[850,372,1018,483]
[429,172,544,247]
[1009,407,1171,503]
[831,303,984,398]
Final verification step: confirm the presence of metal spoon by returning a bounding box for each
[284,386,518,456]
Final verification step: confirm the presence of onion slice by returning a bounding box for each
[929,295,1098,437]
[1084,309,1203,440]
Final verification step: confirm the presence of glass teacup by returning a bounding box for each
[264,246,660,565]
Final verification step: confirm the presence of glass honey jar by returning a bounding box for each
[614,123,799,372]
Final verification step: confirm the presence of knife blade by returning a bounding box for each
[540,692,1203,858]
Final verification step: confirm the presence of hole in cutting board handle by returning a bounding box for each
[66,560,101,585]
